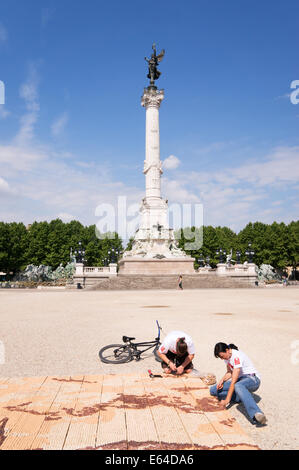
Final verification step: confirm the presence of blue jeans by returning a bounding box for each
[210,375,262,420]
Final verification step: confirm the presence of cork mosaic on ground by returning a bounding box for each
[0,374,259,450]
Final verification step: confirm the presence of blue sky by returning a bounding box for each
[0,0,298,234]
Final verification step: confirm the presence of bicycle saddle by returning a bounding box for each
[122,336,135,343]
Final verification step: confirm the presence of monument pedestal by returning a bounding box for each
[118,257,195,275]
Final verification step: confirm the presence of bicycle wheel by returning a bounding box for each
[99,344,133,364]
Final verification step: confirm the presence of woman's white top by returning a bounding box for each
[225,349,260,379]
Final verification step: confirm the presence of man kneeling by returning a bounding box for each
[157,331,195,375]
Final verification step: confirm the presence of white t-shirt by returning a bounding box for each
[158,331,195,355]
[225,349,260,379]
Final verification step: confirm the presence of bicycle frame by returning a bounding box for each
[129,340,159,358]
[124,320,162,360]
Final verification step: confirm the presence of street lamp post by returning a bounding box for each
[198,253,204,268]
[236,250,241,264]
[74,241,85,290]
[216,248,226,264]
[74,241,85,264]
[107,249,118,264]
[245,243,255,263]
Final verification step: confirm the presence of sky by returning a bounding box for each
[0,0,298,237]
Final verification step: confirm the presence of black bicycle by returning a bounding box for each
[99,320,162,364]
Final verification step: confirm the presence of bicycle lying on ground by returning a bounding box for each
[99,320,162,364]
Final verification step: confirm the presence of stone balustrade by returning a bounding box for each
[197,267,213,274]
[72,263,117,288]
[84,267,108,273]
[196,263,258,286]
[216,263,257,277]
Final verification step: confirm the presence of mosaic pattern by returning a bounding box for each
[0,374,259,450]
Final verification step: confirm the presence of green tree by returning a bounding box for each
[8,222,29,274]
[200,226,219,266]
[267,222,289,269]
[0,223,28,276]
[237,222,269,265]
[24,221,50,266]
[287,221,299,277]
[1,217,297,275]
[0,222,10,274]
[175,225,237,267]
[82,226,123,266]
[45,219,70,268]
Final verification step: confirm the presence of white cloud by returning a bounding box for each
[183,146,299,189]
[274,93,291,101]
[51,112,69,136]
[0,66,144,227]
[162,178,200,203]
[75,161,96,169]
[15,65,40,145]
[195,141,235,154]
[0,144,46,173]
[19,81,38,105]
[0,106,10,119]
[1,139,298,230]
[159,145,299,230]
[0,23,7,44]
[229,146,299,186]
[0,177,12,195]
[57,212,76,222]
[163,154,181,170]
[41,7,56,28]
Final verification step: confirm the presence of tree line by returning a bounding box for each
[0,219,122,277]
[177,221,298,271]
[0,219,298,277]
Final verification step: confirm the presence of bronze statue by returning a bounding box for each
[145,43,165,86]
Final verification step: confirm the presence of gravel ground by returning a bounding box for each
[0,287,298,450]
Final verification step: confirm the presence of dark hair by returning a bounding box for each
[176,337,187,356]
[214,342,238,358]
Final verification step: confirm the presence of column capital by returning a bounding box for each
[141,87,164,109]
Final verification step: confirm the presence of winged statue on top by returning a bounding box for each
[145,43,165,86]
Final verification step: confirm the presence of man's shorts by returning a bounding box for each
[161,351,193,371]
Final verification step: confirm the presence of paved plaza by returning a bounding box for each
[0,373,258,450]
[0,287,298,450]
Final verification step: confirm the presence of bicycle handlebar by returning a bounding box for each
[156,320,161,340]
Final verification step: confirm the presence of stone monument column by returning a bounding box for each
[118,44,195,274]
[142,87,164,202]
[140,87,168,230]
